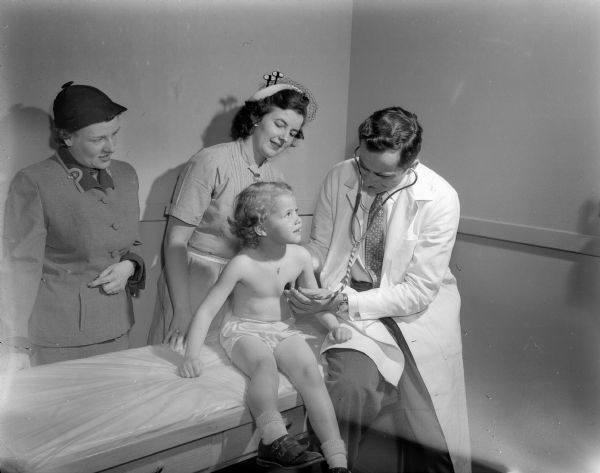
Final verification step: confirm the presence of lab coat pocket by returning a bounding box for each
[387,236,418,283]
[79,283,132,340]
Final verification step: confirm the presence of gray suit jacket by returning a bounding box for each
[4,155,142,346]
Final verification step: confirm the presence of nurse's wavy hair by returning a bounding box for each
[229,181,294,249]
[230,89,309,141]
[358,106,423,170]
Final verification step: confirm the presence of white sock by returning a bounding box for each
[256,410,287,445]
[321,438,348,469]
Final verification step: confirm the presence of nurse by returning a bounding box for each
[287,107,471,473]
[147,73,315,350]
[3,82,145,366]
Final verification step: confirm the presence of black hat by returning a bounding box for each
[53,81,127,132]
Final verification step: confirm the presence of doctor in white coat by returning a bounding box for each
[287,107,470,473]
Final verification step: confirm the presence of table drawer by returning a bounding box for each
[102,406,307,473]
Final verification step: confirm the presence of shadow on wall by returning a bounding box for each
[201,95,240,148]
[0,105,56,178]
[565,197,600,430]
[143,94,242,220]
[142,163,186,223]
[143,95,242,223]
[0,105,56,255]
[568,198,600,308]
[142,95,243,266]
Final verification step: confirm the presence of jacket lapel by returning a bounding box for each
[344,171,363,237]
[383,165,434,279]
[321,163,361,290]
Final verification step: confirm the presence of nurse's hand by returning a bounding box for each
[179,356,203,378]
[88,260,135,295]
[164,308,192,351]
[285,287,340,315]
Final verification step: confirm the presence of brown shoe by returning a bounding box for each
[257,433,324,469]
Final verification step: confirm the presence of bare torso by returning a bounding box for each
[230,245,306,322]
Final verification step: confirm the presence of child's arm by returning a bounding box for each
[295,247,352,344]
[315,312,352,344]
[179,258,243,378]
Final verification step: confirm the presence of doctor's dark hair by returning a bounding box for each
[230,89,309,141]
[358,106,423,170]
[229,181,294,248]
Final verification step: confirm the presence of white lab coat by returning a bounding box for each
[308,159,471,473]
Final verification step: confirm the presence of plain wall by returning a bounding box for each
[347,0,600,236]
[450,235,600,473]
[348,1,600,472]
[0,0,353,346]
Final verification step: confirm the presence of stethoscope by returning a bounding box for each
[336,147,419,290]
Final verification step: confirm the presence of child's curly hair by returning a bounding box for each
[229,181,294,248]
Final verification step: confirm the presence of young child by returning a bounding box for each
[179,182,351,472]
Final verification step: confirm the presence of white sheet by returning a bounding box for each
[0,321,326,473]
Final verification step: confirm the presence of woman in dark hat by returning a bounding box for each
[147,73,316,350]
[3,82,145,366]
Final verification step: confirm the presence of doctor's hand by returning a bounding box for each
[88,260,135,295]
[285,287,340,315]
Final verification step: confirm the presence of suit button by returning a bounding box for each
[100,197,109,204]
[110,250,119,258]
[111,223,119,230]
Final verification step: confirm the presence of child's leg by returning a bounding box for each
[231,335,325,469]
[275,336,348,470]
[230,335,286,444]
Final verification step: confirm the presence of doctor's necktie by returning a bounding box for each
[364,193,385,288]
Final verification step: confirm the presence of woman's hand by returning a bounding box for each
[285,287,340,315]
[178,355,203,378]
[88,260,135,295]
[164,308,192,352]
[327,326,353,344]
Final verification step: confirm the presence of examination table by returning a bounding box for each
[0,321,326,473]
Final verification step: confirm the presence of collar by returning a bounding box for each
[236,139,268,182]
[238,138,268,169]
[343,160,434,204]
[404,163,433,201]
[53,147,114,192]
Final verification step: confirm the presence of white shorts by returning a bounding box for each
[219,315,303,358]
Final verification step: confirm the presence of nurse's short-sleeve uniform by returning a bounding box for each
[147,140,284,344]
